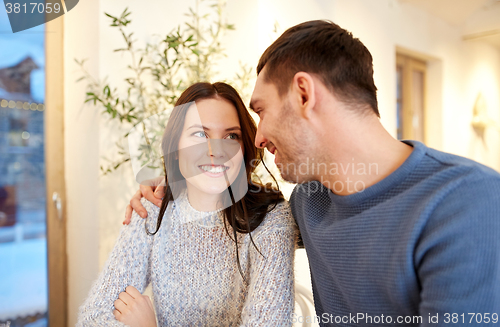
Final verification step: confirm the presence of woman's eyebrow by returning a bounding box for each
[187,124,207,130]
[187,124,241,132]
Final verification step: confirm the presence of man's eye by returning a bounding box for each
[193,131,207,138]
[251,107,262,116]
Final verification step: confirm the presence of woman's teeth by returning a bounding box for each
[199,165,229,173]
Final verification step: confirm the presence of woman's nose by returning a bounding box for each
[207,139,225,158]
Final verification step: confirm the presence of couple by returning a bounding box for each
[79,20,500,327]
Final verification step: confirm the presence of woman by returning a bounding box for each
[77,82,298,326]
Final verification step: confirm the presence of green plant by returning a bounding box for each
[76,0,253,175]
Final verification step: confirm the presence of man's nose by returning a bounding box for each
[254,128,268,149]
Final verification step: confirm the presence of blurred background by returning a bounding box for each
[1,0,499,326]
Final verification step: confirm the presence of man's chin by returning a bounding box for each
[275,158,303,184]
[277,169,310,185]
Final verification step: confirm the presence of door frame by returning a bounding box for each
[45,15,67,326]
[396,53,427,143]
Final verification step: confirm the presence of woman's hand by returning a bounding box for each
[113,286,157,327]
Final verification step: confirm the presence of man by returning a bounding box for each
[125,21,500,326]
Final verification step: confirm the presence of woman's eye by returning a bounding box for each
[193,131,207,138]
[226,133,240,140]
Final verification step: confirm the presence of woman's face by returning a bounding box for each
[177,97,245,199]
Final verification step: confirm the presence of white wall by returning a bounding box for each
[64,0,500,324]
[330,0,500,166]
[63,0,100,325]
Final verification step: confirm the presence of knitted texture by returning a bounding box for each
[290,140,500,327]
[77,192,298,326]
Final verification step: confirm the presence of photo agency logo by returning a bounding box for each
[4,0,78,33]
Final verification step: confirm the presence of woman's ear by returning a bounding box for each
[291,72,316,119]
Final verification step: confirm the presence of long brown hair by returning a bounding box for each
[147,82,283,276]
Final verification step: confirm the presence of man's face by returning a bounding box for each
[250,69,311,183]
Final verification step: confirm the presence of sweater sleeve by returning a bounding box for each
[76,199,158,326]
[416,175,500,326]
[240,201,298,327]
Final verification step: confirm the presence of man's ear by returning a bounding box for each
[291,72,316,119]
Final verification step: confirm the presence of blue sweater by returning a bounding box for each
[290,141,500,326]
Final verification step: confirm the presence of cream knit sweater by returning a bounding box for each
[77,193,298,326]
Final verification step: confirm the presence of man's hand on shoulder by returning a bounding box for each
[124,176,165,225]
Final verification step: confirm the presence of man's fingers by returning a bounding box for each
[124,204,133,225]
[141,182,163,207]
[130,190,148,219]
[125,285,142,298]
[126,176,164,223]
[142,176,164,188]
[153,179,166,206]
[153,183,166,202]
[152,176,165,188]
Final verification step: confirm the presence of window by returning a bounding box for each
[0,16,48,327]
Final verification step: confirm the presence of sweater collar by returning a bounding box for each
[172,191,225,227]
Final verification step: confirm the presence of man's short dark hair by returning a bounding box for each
[257,20,379,117]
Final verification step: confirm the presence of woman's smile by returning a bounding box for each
[198,164,230,177]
